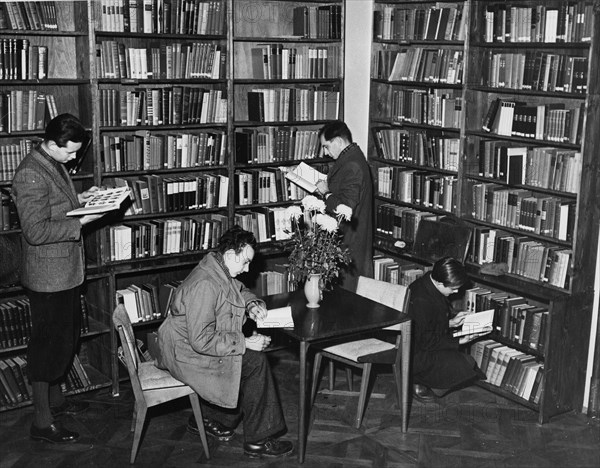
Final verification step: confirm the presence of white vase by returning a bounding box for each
[304,273,322,308]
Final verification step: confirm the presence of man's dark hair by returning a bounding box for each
[218,225,257,254]
[319,120,353,143]
[431,256,468,288]
[44,113,86,148]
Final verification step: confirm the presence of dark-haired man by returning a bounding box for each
[12,113,105,443]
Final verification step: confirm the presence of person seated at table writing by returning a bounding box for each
[157,226,293,459]
[407,257,486,401]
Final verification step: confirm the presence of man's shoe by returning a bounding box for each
[412,384,437,402]
[30,423,79,443]
[244,438,294,459]
[50,400,89,417]
[187,415,235,442]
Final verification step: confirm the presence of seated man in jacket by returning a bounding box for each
[157,226,293,459]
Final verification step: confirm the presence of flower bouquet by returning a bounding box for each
[285,195,352,290]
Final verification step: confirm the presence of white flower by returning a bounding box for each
[286,205,302,220]
[301,195,325,213]
[335,204,353,221]
[315,213,338,233]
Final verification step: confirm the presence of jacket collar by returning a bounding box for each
[30,146,79,208]
[203,253,246,308]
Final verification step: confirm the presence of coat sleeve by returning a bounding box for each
[182,279,246,357]
[325,161,363,213]
[409,293,458,353]
[12,167,82,246]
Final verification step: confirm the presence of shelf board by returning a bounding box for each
[374,195,456,216]
[464,175,578,199]
[109,251,214,271]
[466,130,581,150]
[95,31,226,40]
[234,78,341,85]
[0,79,89,86]
[96,77,226,85]
[234,119,334,127]
[369,156,458,175]
[99,123,227,132]
[471,41,590,50]
[475,380,539,412]
[234,158,330,169]
[465,219,572,248]
[100,166,228,177]
[371,78,463,89]
[234,36,341,43]
[468,85,587,100]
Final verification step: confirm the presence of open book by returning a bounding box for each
[67,186,131,216]
[256,306,294,328]
[282,162,326,193]
[452,309,495,337]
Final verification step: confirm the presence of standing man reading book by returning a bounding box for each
[11,113,106,443]
[315,121,374,292]
[157,226,293,459]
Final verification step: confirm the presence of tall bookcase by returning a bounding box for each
[0,0,346,407]
[368,0,600,422]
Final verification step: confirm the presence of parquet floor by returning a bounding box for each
[1,349,599,468]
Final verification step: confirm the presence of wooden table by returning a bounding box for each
[263,288,412,463]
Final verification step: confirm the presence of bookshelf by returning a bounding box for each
[368,0,600,422]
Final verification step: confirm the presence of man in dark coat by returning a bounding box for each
[407,257,486,401]
[315,121,373,292]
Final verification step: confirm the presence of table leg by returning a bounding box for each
[298,340,308,463]
[401,321,412,432]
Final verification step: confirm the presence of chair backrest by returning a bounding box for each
[113,304,141,373]
[356,276,409,313]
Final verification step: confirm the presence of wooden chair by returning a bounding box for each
[113,305,210,463]
[310,277,410,429]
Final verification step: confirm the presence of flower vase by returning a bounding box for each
[304,274,322,308]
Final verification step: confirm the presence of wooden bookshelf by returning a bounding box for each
[368,0,600,422]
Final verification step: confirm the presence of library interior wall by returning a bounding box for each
[344,0,373,154]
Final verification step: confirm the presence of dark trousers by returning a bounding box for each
[26,286,81,383]
[201,349,286,443]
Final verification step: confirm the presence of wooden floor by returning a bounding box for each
[1,349,599,468]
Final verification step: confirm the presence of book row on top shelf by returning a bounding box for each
[0,1,78,32]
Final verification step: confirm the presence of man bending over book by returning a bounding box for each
[157,226,293,459]
[12,114,107,443]
[315,121,374,292]
[408,257,487,401]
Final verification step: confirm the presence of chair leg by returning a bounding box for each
[328,360,334,391]
[311,352,323,406]
[346,368,353,391]
[131,403,137,432]
[130,402,147,464]
[189,393,210,460]
[355,364,372,429]
[393,363,402,409]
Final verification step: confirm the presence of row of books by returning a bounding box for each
[255,268,296,298]
[376,205,439,245]
[235,127,321,164]
[99,86,227,127]
[0,295,91,350]
[246,87,340,123]
[373,255,427,286]
[98,0,226,35]
[0,191,19,231]
[0,1,58,31]
[291,5,342,40]
[377,167,458,213]
[249,44,340,80]
[373,4,466,42]
[373,128,460,171]
[482,99,584,144]
[108,213,227,261]
[0,91,59,133]
[0,354,92,408]
[0,139,35,182]
[101,130,227,172]
[234,207,294,243]
[471,340,544,404]
[469,228,571,289]
[117,281,172,324]
[96,41,225,80]
[483,51,588,94]
[483,3,594,43]
[387,88,463,129]
[374,48,464,85]
[476,142,582,193]
[111,173,228,216]
[471,182,575,241]
[0,39,48,81]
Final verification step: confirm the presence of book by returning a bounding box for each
[453,309,495,337]
[66,186,131,216]
[282,162,326,193]
[256,306,294,328]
